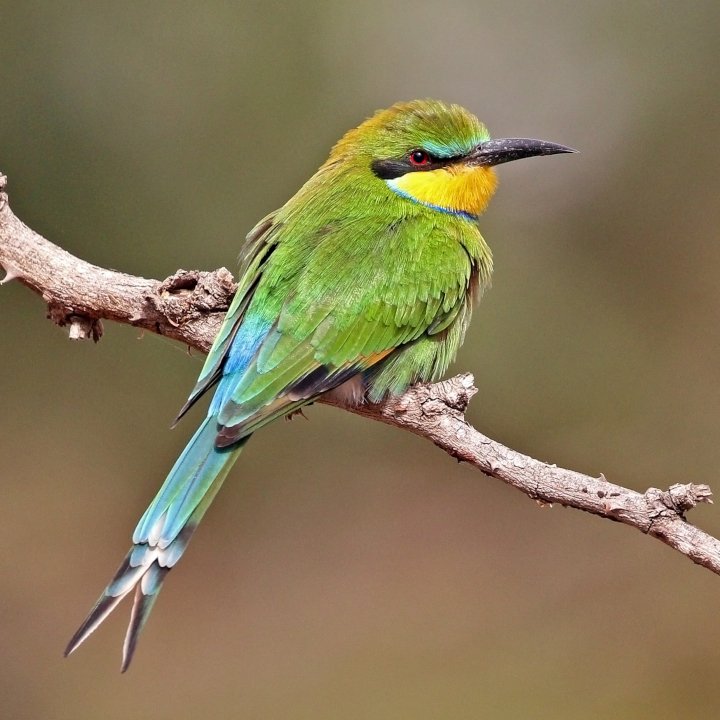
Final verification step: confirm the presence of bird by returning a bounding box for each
[64,99,574,671]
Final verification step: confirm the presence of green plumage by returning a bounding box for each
[65,99,572,670]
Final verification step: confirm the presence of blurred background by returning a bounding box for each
[2,2,720,718]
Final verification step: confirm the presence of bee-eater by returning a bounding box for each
[65,99,574,670]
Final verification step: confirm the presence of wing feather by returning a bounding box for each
[174,213,281,421]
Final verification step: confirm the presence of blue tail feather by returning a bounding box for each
[65,417,248,671]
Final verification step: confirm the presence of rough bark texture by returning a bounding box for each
[2,172,718,576]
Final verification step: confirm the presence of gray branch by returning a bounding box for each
[2,172,718,577]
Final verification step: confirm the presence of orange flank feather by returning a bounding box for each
[362,348,394,365]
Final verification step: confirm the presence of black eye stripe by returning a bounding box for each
[371,158,413,179]
[371,153,462,180]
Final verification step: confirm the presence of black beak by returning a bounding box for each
[469,138,577,167]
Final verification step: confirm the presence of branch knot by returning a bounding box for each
[150,268,237,334]
[420,373,477,417]
[644,483,713,521]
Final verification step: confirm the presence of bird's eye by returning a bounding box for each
[409,149,430,166]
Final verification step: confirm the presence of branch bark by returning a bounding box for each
[1,172,718,576]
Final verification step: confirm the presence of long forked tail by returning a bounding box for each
[65,416,248,672]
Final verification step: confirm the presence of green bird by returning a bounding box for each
[65,99,573,670]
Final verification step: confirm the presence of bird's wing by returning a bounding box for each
[174,213,282,422]
[203,213,476,447]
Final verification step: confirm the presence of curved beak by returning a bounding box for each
[468,138,577,167]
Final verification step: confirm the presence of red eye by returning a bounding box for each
[409,149,430,166]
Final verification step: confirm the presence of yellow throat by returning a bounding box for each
[388,164,498,218]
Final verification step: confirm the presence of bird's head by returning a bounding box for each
[328,99,574,219]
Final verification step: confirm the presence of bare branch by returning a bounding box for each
[1,173,718,577]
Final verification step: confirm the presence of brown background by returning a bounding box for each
[2,2,720,718]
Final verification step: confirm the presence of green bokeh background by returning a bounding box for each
[2,2,720,718]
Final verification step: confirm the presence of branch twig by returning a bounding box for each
[2,173,718,576]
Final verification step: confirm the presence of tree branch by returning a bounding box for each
[2,172,718,577]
